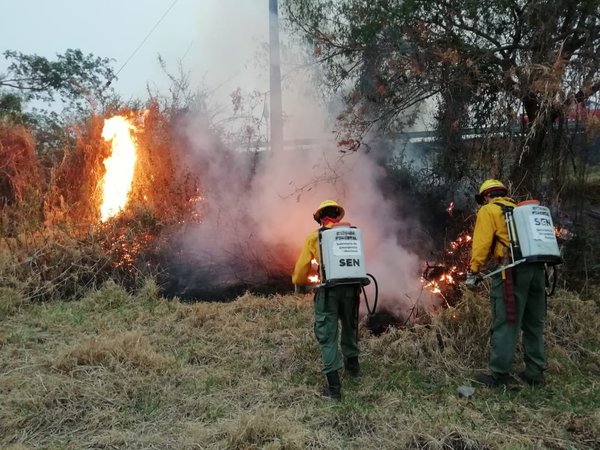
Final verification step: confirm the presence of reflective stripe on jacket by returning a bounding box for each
[470,197,516,273]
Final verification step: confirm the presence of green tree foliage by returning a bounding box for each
[282,0,600,196]
[0,49,118,159]
[0,93,29,125]
[1,49,116,111]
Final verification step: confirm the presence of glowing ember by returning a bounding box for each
[447,201,455,215]
[99,116,138,222]
[421,232,472,306]
[555,226,574,241]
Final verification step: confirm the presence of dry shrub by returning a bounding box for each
[183,302,220,327]
[128,102,201,223]
[406,430,490,450]
[0,286,28,318]
[0,124,43,235]
[0,217,171,302]
[367,290,491,374]
[221,408,309,450]
[135,277,161,302]
[43,116,106,224]
[0,228,112,301]
[546,290,600,370]
[80,279,132,311]
[3,104,204,302]
[0,104,209,304]
[366,289,600,377]
[53,330,174,373]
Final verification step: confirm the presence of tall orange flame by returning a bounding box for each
[99,116,138,222]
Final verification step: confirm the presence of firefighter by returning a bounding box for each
[467,179,547,387]
[292,200,361,400]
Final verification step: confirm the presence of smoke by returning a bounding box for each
[244,139,425,316]
[163,1,427,315]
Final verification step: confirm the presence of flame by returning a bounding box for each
[308,258,320,284]
[554,226,573,241]
[421,232,472,305]
[99,116,138,222]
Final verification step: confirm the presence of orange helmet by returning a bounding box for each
[313,200,345,223]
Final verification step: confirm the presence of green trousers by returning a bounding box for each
[314,284,360,374]
[489,262,546,380]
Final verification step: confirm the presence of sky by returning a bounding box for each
[0,0,271,102]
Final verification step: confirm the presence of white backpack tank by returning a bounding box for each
[318,225,370,286]
[503,200,562,264]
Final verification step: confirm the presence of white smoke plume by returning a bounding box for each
[170,1,428,315]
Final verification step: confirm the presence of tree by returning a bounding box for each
[0,92,29,125]
[0,49,119,158]
[282,0,600,197]
[1,49,116,112]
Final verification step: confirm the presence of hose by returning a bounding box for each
[361,273,378,316]
[545,264,558,297]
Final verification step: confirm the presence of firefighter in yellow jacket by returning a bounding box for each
[467,180,547,387]
[292,200,360,400]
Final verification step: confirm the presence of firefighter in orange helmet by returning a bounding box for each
[468,179,547,388]
[292,200,361,400]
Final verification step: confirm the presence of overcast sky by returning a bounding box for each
[0,0,271,102]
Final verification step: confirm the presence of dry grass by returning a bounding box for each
[0,282,598,449]
[0,124,43,235]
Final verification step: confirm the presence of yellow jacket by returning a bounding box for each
[292,221,352,285]
[470,197,516,273]
[292,229,319,285]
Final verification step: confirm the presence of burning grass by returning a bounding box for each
[0,283,598,449]
[0,104,212,303]
[0,104,295,304]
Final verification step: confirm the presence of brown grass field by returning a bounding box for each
[1,281,599,450]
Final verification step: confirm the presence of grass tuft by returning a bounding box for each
[52,331,174,374]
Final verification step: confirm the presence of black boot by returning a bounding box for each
[324,371,342,400]
[518,371,545,387]
[345,356,360,377]
[473,372,514,388]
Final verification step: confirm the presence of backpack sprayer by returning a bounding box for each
[482,200,562,294]
[317,225,378,316]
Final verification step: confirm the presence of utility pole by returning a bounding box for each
[269,0,283,151]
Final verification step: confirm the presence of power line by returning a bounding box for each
[105,0,180,88]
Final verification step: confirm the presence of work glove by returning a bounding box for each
[465,271,482,289]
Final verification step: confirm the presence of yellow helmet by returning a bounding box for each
[476,179,507,204]
[479,179,507,195]
[313,199,345,223]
